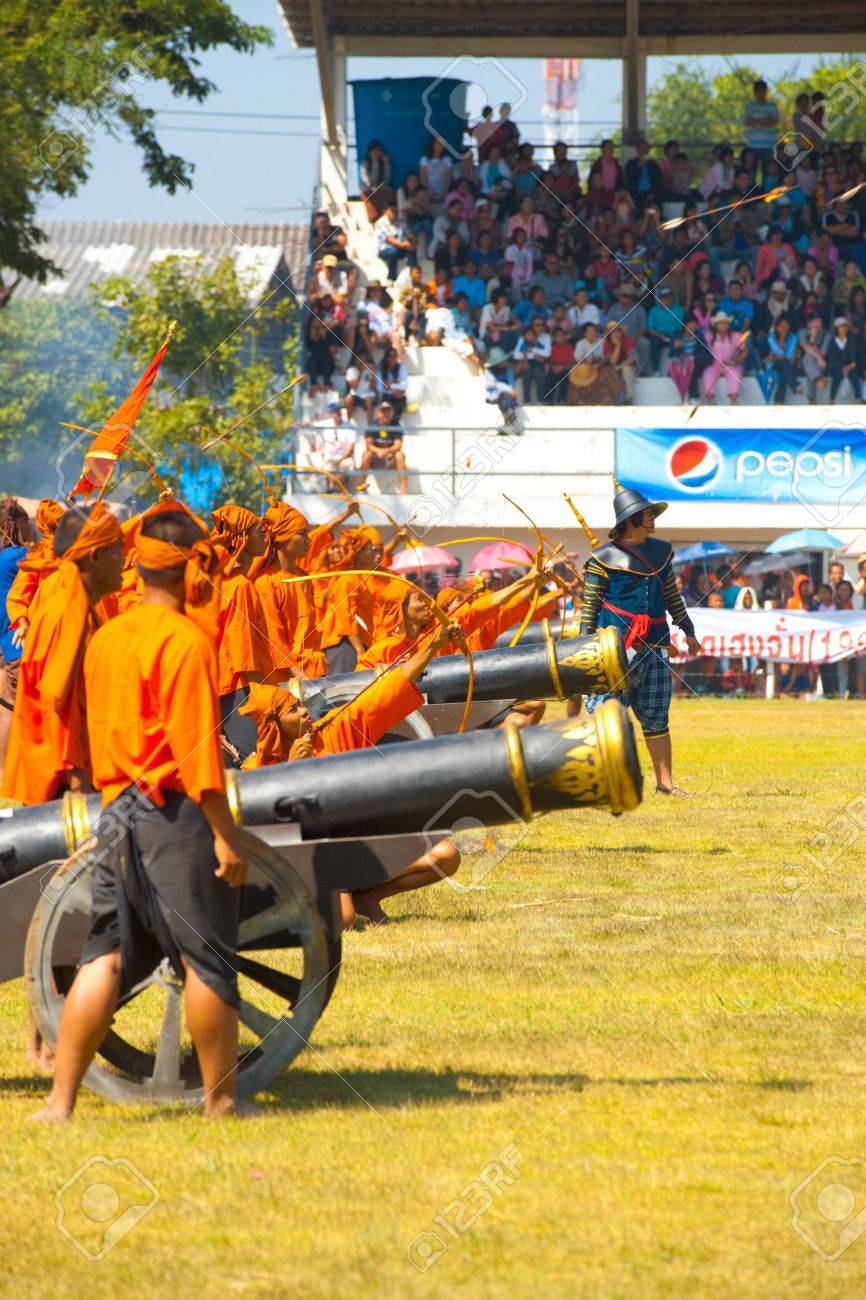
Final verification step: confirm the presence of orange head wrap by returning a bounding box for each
[239,682,296,765]
[210,504,260,571]
[35,499,63,539]
[262,502,309,546]
[339,527,373,566]
[435,586,462,611]
[57,502,124,565]
[133,499,222,639]
[377,577,412,632]
[357,524,382,547]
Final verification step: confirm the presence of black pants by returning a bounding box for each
[80,790,241,1008]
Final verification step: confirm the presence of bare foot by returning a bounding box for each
[352,893,391,925]
[204,1096,258,1121]
[31,1103,72,1123]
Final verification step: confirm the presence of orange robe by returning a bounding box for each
[215,572,272,696]
[84,604,226,807]
[356,631,415,669]
[318,572,377,651]
[5,543,56,628]
[2,565,97,804]
[301,524,335,573]
[255,572,328,679]
[243,669,423,768]
[497,589,560,641]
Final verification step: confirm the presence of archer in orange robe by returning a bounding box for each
[2,505,123,805]
[5,498,64,633]
[210,505,272,695]
[256,502,328,679]
[239,624,460,925]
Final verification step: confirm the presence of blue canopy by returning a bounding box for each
[765,528,844,554]
[674,541,735,563]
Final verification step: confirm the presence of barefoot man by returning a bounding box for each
[36,505,249,1122]
[579,477,702,796]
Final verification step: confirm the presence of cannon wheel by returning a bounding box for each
[25,830,339,1106]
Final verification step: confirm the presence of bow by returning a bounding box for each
[202,428,276,510]
[199,375,307,453]
[280,568,476,734]
[502,494,549,647]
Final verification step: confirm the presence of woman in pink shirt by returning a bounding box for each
[755,226,798,290]
[504,228,534,288]
[505,197,548,262]
[443,178,476,223]
[701,312,748,403]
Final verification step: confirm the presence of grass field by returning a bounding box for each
[1,697,866,1298]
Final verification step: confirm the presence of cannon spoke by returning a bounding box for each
[235,954,302,1007]
[238,998,282,1040]
[238,900,298,947]
[150,985,184,1092]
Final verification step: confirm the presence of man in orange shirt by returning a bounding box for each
[2,504,124,805]
[238,623,460,924]
[210,504,272,755]
[35,505,249,1123]
[256,502,328,680]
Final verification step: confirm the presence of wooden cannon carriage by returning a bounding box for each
[0,700,640,1107]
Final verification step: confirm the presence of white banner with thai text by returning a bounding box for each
[670,608,866,663]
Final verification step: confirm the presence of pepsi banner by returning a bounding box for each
[615,426,866,510]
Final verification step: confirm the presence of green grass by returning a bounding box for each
[2,698,866,1297]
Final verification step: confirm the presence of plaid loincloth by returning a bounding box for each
[586,644,672,737]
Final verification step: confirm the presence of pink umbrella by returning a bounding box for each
[391,544,459,573]
[468,541,533,572]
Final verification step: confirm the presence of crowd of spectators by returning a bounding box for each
[676,553,866,697]
[306,84,866,410]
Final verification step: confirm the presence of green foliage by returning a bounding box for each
[0,0,271,287]
[647,57,866,169]
[82,254,300,510]
[0,296,130,494]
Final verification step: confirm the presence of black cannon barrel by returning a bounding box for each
[496,617,585,647]
[301,627,626,718]
[0,701,641,883]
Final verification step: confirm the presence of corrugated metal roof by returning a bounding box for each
[17,221,310,302]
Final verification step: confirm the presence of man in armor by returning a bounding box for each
[580,477,702,795]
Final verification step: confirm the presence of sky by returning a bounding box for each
[37,0,830,229]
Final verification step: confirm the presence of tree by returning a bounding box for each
[77,254,300,511]
[0,296,132,496]
[0,0,271,294]
[646,58,866,169]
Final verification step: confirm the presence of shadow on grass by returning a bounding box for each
[256,1067,813,1111]
[258,1066,591,1110]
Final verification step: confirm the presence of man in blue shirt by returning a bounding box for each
[743,80,780,173]
[646,286,685,373]
[718,279,755,331]
[451,260,488,314]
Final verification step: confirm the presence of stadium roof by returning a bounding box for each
[16,222,309,303]
[279,0,866,51]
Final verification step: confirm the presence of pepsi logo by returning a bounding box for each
[668,437,723,492]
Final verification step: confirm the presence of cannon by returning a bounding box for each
[297,626,626,738]
[3,701,641,1106]
[495,617,583,648]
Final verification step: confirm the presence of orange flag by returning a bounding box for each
[71,321,176,497]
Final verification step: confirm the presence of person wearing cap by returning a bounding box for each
[360,398,408,493]
[827,315,859,402]
[604,281,650,373]
[579,478,702,795]
[701,312,748,403]
[647,286,685,375]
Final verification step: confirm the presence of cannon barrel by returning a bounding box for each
[0,701,641,882]
[496,617,583,647]
[300,627,626,718]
